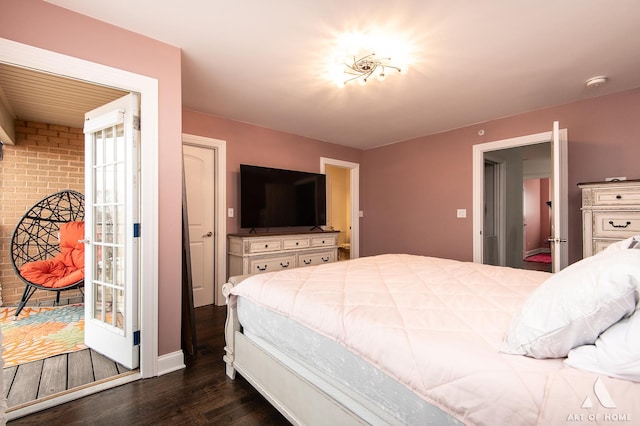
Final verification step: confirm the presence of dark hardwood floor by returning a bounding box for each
[9,305,289,425]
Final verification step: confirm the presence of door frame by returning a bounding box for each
[1,36,158,413]
[320,157,360,259]
[182,134,227,305]
[472,129,565,264]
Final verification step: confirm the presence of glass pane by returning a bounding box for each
[116,163,125,204]
[93,282,104,322]
[114,288,125,330]
[104,165,114,203]
[115,246,125,285]
[94,133,104,166]
[115,206,125,244]
[105,126,115,165]
[104,246,114,283]
[94,245,103,282]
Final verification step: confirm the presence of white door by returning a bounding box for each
[183,144,215,307]
[83,93,140,369]
[550,121,569,272]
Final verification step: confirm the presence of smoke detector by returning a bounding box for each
[585,76,608,88]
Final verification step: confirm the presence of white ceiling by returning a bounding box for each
[20,1,640,149]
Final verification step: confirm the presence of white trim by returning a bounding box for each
[472,130,555,264]
[157,351,186,375]
[182,134,227,305]
[0,37,159,378]
[320,158,360,259]
[7,372,142,422]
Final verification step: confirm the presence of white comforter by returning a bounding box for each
[230,254,566,425]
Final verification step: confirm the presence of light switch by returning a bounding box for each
[456,209,467,218]
[228,208,234,217]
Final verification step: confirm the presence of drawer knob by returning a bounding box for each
[280,261,290,268]
[322,256,329,262]
[616,195,622,199]
[609,220,631,228]
[303,259,311,265]
[264,244,269,248]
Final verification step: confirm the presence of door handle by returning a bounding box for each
[202,231,213,238]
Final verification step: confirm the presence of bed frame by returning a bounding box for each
[222,276,408,426]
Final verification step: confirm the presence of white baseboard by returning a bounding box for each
[157,350,185,375]
[524,248,551,258]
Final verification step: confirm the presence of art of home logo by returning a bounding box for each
[566,377,632,423]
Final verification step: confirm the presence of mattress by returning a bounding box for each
[231,254,563,425]
[237,296,463,425]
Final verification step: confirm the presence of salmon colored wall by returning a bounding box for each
[1,0,183,357]
[182,109,364,234]
[362,88,640,265]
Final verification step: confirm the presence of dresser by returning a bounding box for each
[228,231,339,277]
[578,180,640,257]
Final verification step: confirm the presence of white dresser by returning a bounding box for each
[228,231,339,277]
[579,180,640,257]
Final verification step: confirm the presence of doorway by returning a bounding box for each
[472,123,568,272]
[182,134,227,307]
[321,158,360,260]
[1,37,159,419]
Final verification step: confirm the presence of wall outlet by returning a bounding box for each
[228,208,234,217]
[457,209,467,218]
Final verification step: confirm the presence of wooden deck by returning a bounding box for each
[9,305,287,425]
[3,349,132,410]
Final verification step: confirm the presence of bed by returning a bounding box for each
[223,240,640,425]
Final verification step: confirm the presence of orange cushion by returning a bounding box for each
[18,221,85,288]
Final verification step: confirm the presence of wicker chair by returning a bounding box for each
[10,190,85,317]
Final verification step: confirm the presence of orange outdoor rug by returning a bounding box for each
[1,304,86,368]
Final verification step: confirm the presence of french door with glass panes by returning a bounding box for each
[83,93,140,369]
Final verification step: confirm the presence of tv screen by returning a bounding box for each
[240,164,327,229]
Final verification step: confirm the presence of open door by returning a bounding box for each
[550,121,568,272]
[83,93,140,369]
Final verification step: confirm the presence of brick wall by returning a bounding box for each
[0,120,84,307]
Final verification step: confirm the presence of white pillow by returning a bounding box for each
[500,249,640,359]
[565,309,640,382]
[604,235,640,252]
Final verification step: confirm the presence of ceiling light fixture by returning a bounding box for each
[339,53,405,87]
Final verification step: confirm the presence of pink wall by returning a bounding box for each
[182,109,363,234]
[362,88,640,265]
[1,0,183,356]
[524,179,542,253]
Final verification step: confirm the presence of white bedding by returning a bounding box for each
[229,254,640,425]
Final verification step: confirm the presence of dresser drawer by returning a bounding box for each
[248,254,295,274]
[297,249,336,267]
[587,186,640,207]
[282,237,310,250]
[247,239,282,253]
[592,212,640,237]
[592,239,617,255]
[310,234,337,248]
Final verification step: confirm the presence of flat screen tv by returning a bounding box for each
[240,164,327,230]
